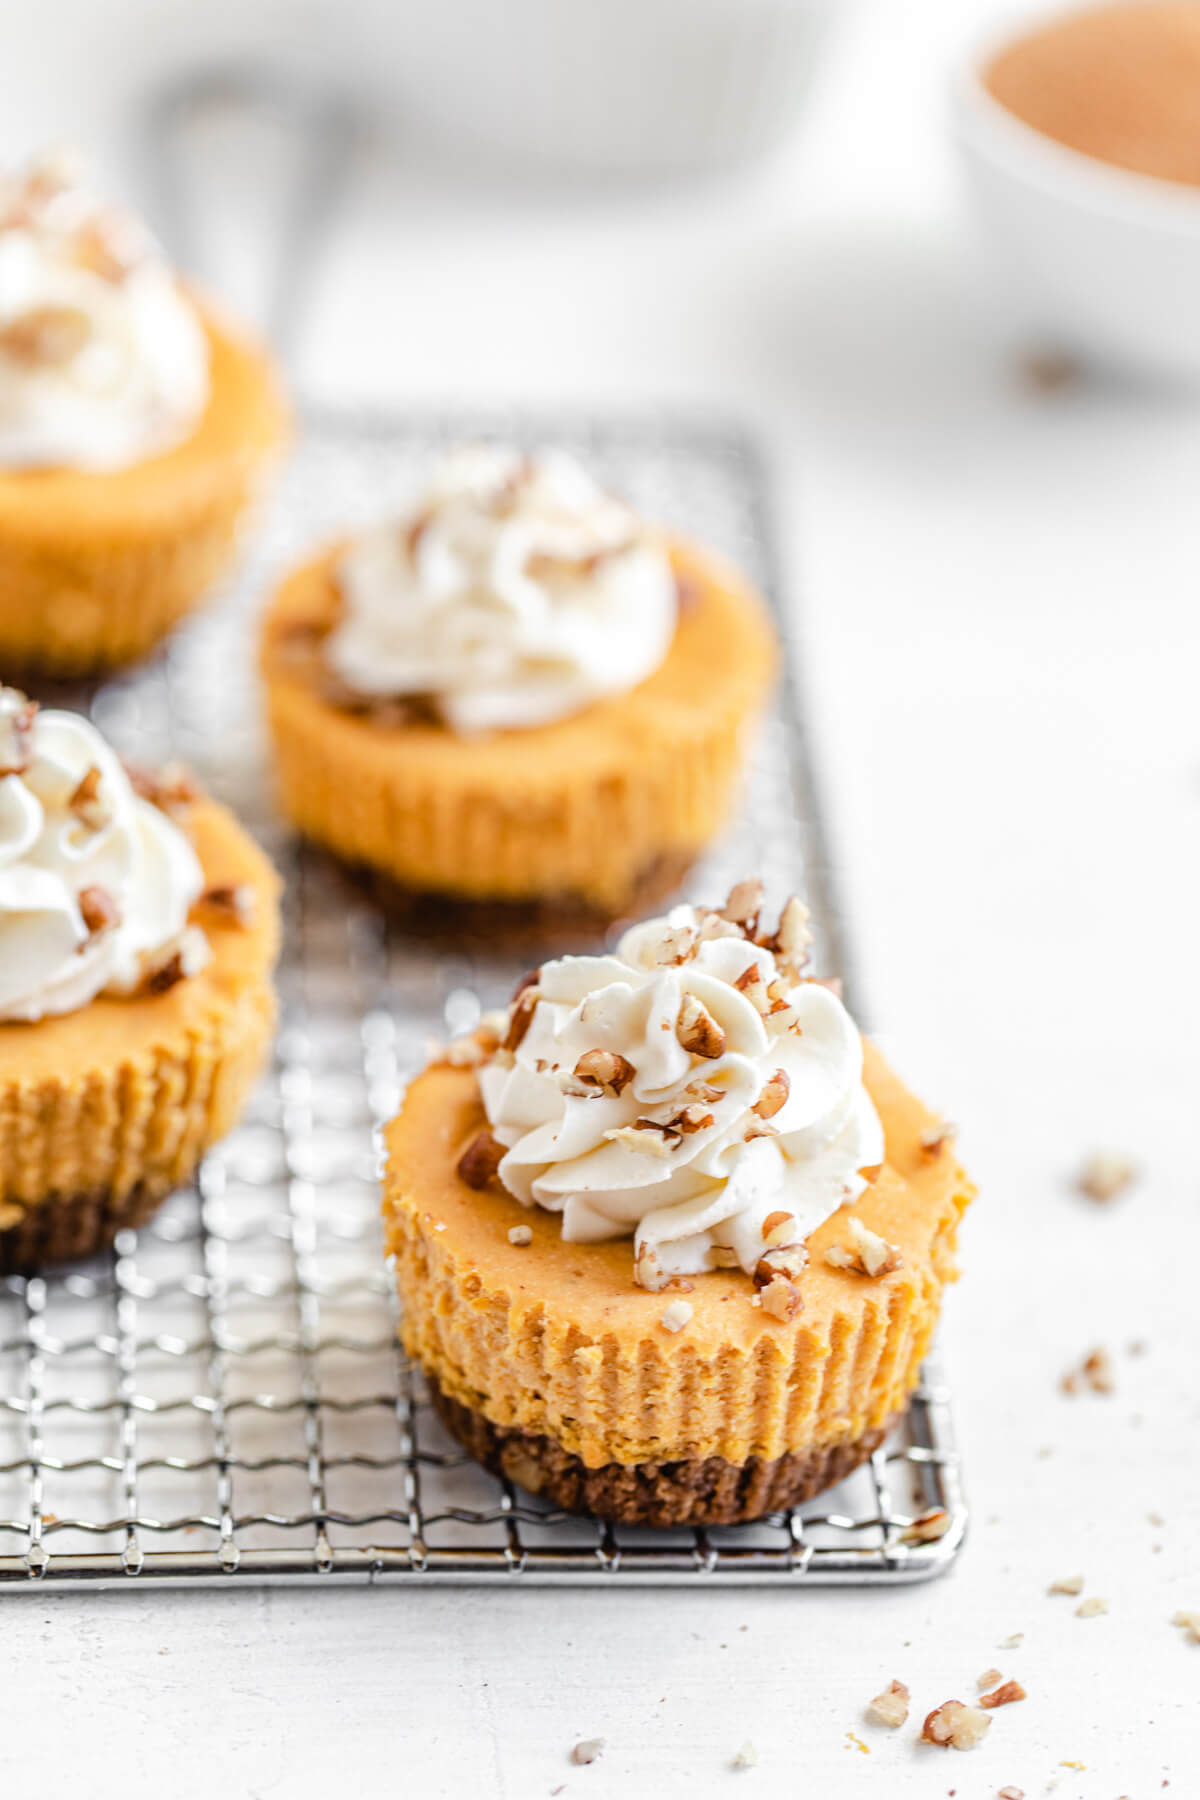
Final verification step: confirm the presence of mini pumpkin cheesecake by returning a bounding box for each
[383,880,974,1525]
[261,446,776,930]
[0,688,280,1269]
[0,151,288,677]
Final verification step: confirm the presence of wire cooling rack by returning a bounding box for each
[0,412,966,1589]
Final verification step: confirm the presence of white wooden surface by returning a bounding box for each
[2,3,1198,1794]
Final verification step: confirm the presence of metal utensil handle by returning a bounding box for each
[142,62,357,370]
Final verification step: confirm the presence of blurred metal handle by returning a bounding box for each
[143,64,358,371]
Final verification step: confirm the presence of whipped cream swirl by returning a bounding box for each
[0,150,210,470]
[474,885,884,1289]
[0,690,207,1023]
[325,445,678,734]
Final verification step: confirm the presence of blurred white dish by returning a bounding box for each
[953,12,1200,382]
[356,0,842,176]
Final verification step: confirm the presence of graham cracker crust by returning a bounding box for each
[429,1376,898,1527]
[0,1184,165,1273]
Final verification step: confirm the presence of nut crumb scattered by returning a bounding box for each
[920,1700,991,1750]
[997,1787,1026,1799]
[1170,1610,1200,1644]
[998,1632,1024,1649]
[1048,1574,1085,1596]
[1021,348,1083,393]
[900,1508,950,1545]
[507,1225,532,1247]
[1061,1345,1115,1395]
[660,1299,694,1334]
[1075,1596,1109,1618]
[977,1668,1004,1690]
[569,1739,605,1766]
[1076,1148,1139,1202]
[866,1679,910,1728]
[731,1740,757,1770]
[979,1680,1026,1710]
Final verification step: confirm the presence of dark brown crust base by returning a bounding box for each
[429,1376,898,1526]
[0,1184,164,1274]
[312,845,698,952]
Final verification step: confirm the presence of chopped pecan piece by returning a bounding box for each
[920,1700,991,1750]
[696,911,743,943]
[977,1668,1004,1690]
[456,1129,505,1189]
[507,1224,532,1247]
[141,926,210,994]
[0,687,37,777]
[68,765,112,833]
[125,760,199,815]
[634,1242,669,1291]
[77,884,120,937]
[1171,1609,1200,1644]
[649,923,697,966]
[662,1104,714,1136]
[1048,1573,1085,1595]
[0,304,91,365]
[676,993,726,1059]
[569,1740,605,1767]
[200,883,256,926]
[979,1680,1026,1709]
[772,893,814,965]
[865,1679,910,1728]
[720,877,763,936]
[606,1119,680,1158]
[733,962,771,1016]
[659,1299,693,1333]
[511,967,541,1003]
[757,1274,801,1320]
[72,217,135,283]
[753,1069,790,1121]
[753,1245,807,1285]
[824,1216,902,1278]
[573,1049,635,1096]
[503,986,539,1052]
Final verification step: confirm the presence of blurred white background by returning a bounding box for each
[2,0,1198,1795]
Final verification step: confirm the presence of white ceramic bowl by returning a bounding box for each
[352,0,842,176]
[953,13,1200,382]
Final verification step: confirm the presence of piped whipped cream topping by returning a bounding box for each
[0,689,208,1023]
[467,882,885,1291]
[0,150,209,470]
[325,445,679,734]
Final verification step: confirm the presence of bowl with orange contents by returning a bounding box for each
[954,2,1200,381]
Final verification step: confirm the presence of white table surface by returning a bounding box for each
[3,3,1198,1795]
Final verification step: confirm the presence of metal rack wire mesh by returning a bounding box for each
[0,412,966,1588]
